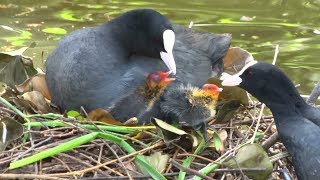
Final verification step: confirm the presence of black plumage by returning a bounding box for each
[46,9,175,112]
[221,62,320,180]
[45,9,231,116]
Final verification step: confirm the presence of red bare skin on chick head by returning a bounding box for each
[144,71,175,104]
[201,84,222,99]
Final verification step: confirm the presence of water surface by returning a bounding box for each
[0,0,319,94]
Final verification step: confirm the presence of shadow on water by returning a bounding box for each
[0,0,319,94]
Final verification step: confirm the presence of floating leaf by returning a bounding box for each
[42,27,67,35]
[225,143,273,180]
[3,30,32,46]
[56,9,84,22]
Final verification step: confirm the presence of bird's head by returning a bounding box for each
[191,84,222,100]
[146,71,175,89]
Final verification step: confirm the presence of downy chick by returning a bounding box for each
[160,83,222,137]
[109,71,174,122]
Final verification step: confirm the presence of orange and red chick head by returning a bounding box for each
[143,71,175,105]
[201,84,223,99]
[146,71,175,89]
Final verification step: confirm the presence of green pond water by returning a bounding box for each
[0,0,319,95]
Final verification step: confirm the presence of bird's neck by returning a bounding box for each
[254,83,308,117]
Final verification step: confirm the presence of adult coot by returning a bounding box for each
[221,61,320,180]
[109,71,174,122]
[159,83,222,137]
[46,9,231,113]
[46,9,176,111]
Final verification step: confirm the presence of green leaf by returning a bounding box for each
[178,138,206,180]
[42,27,67,35]
[212,131,224,153]
[56,9,84,22]
[225,143,273,180]
[67,110,85,120]
[10,132,99,169]
[24,120,137,134]
[3,30,32,46]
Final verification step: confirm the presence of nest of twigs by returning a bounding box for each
[0,99,297,180]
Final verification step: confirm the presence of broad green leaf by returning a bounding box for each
[42,27,67,35]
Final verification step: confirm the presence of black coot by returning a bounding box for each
[221,61,320,180]
[46,9,231,113]
[46,9,176,112]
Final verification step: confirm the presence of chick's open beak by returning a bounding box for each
[158,71,175,85]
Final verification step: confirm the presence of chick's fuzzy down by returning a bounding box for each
[109,71,174,122]
[160,84,221,128]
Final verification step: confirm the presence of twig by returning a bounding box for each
[105,143,131,179]
[272,44,279,65]
[45,141,164,176]
[58,153,109,176]
[306,81,320,105]
[79,172,180,179]
[51,156,77,179]
[270,151,290,162]
[0,174,65,180]
[250,104,265,144]
[250,44,279,144]
[177,153,222,164]
[166,148,179,173]
[262,132,280,150]
[14,137,53,161]
[170,159,214,180]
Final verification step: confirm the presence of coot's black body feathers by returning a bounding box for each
[172,25,231,87]
[46,9,231,114]
[222,62,320,180]
[276,115,320,180]
[46,9,173,111]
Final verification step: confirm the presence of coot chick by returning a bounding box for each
[160,83,222,137]
[46,9,176,112]
[221,61,320,180]
[109,71,174,122]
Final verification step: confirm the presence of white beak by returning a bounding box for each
[220,60,258,86]
[160,29,176,75]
